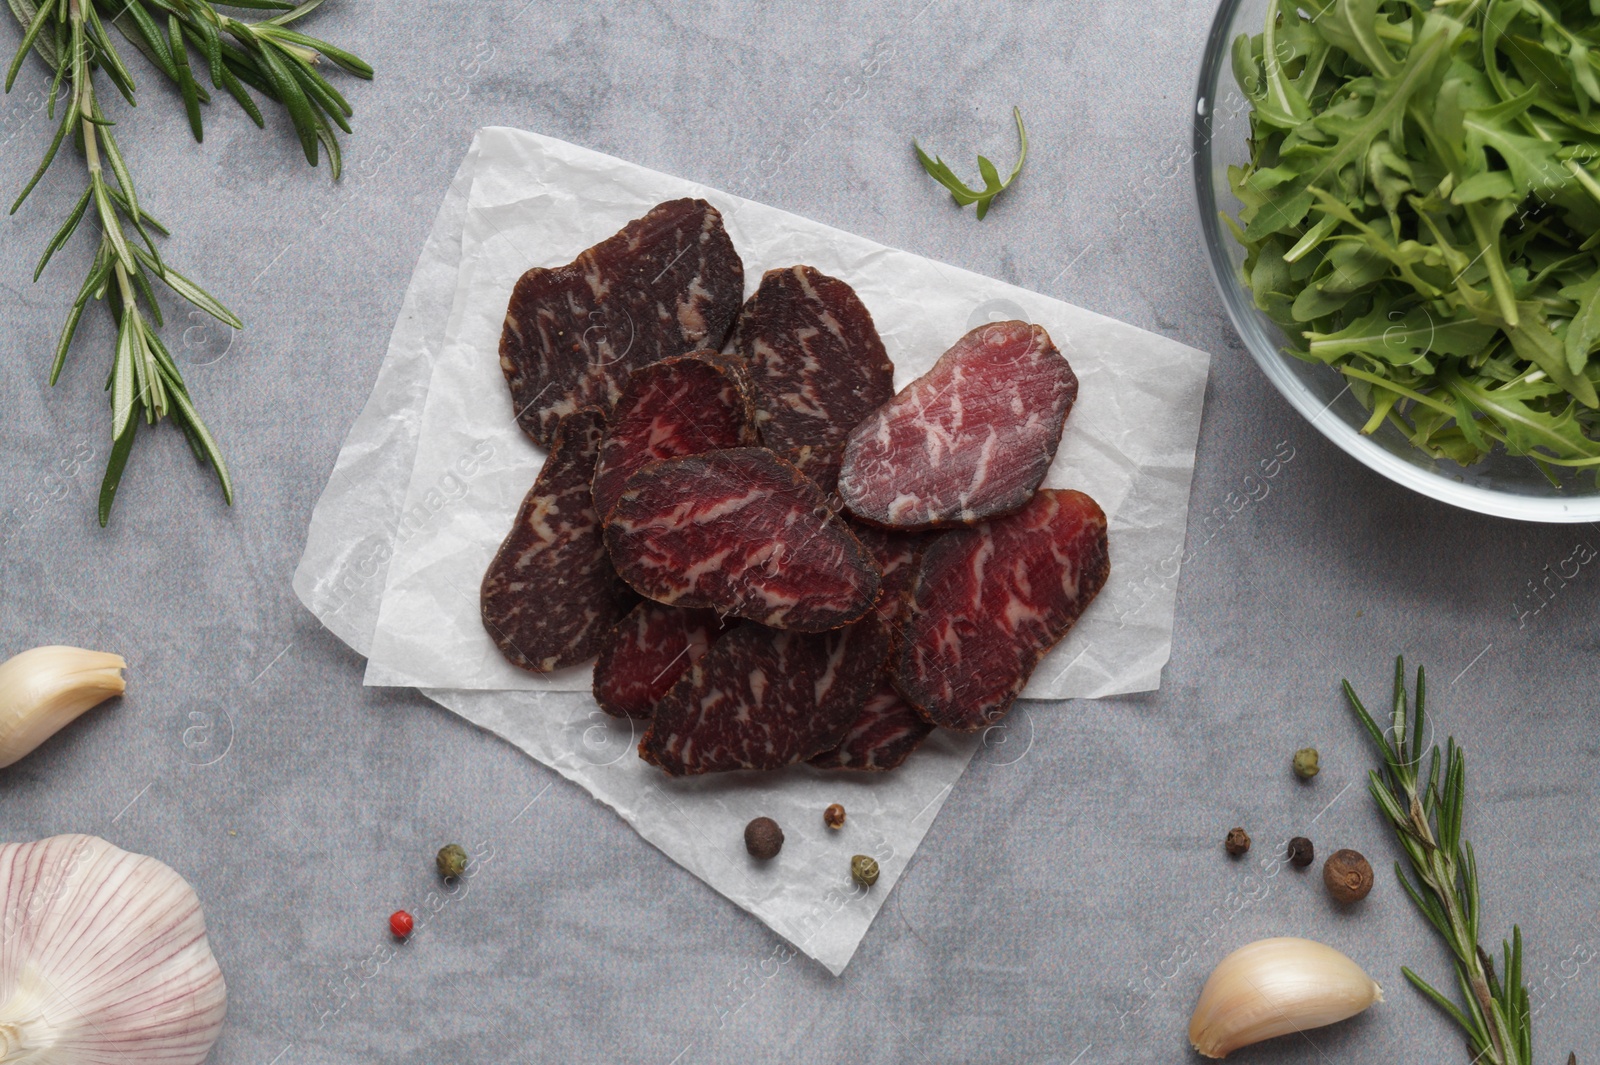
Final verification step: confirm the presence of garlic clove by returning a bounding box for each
[0,645,126,769]
[1188,936,1383,1058]
[0,835,226,1065]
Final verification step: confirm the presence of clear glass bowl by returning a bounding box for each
[1192,0,1600,522]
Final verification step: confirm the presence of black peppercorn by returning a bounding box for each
[1287,836,1314,868]
[744,817,784,860]
[1225,827,1251,857]
[1324,848,1374,902]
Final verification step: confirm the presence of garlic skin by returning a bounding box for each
[0,835,226,1064]
[0,646,126,769]
[1189,937,1382,1058]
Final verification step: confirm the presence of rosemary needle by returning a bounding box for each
[5,0,371,525]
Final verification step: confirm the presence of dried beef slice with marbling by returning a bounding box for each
[499,199,744,447]
[730,266,895,452]
[592,602,731,720]
[808,526,934,770]
[893,489,1109,731]
[604,448,881,632]
[639,623,882,775]
[839,321,1078,529]
[807,687,934,771]
[481,408,636,673]
[590,350,758,518]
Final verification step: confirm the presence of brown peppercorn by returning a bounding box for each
[1224,827,1251,857]
[744,817,784,860]
[824,803,846,830]
[850,854,879,887]
[1287,836,1315,868]
[1324,848,1374,902]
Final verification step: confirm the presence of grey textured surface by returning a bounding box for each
[0,1,1595,1062]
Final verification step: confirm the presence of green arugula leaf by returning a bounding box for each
[913,106,1027,221]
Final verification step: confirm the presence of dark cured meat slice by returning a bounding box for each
[893,489,1110,732]
[604,448,881,632]
[850,524,928,638]
[782,444,844,512]
[639,623,881,775]
[807,527,933,770]
[592,603,731,720]
[481,409,637,672]
[591,351,758,518]
[807,686,934,771]
[730,266,895,452]
[839,321,1078,529]
[499,199,745,447]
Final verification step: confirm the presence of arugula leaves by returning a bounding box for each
[914,106,1027,220]
[1229,0,1600,476]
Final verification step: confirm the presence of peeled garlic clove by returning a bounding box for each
[0,834,226,1064]
[0,645,126,769]
[1189,936,1382,1058]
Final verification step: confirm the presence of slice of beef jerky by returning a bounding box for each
[592,602,731,719]
[591,350,758,519]
[499,199,744,447]
[893,489,1109,731]
[730,265,895,452]
[807,685,934,771]
[604,448,881,632]
[839,321,1078,529]
[481,408,636,672]
[782,443,844,512]
[639,623,881,776]
[849,524,929,640]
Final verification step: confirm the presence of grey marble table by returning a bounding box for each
[2,1,1596,1062]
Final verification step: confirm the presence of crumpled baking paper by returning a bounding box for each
[294,127,1210,973]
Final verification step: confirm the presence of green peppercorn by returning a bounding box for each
[850,854,879,888]
[1293,747,1321,779]
[436,843,468,879]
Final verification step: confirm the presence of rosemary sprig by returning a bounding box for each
[913,106,1028,220]
[1344,658,1534,1065]
[5,0,370,524]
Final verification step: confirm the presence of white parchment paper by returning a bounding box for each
[295,127,1210,973]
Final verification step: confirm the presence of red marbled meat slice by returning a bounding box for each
[730,266,895,452]
[893,489,1109,731]
[604,448,881,632]
[782,443,844,512]
[850,524,929,637]
[499,199,744,447]
[481,409,637,673]
[639,623,882,775]
[592,603,731,719]
[591,351,758,518]
[808,685,934,771]
[838,321,1078,529]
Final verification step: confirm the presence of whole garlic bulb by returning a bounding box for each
[0,835,226,1064]
[1189,937,1382,1058]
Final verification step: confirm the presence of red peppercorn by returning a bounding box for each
[389,909,414,938]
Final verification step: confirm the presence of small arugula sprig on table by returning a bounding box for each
[1343,658,1561,1065]
[5,0,370,525]
[1229,0,1600,478]
[914,106,1027,219]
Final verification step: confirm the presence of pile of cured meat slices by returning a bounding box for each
[480,198,1111,777]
